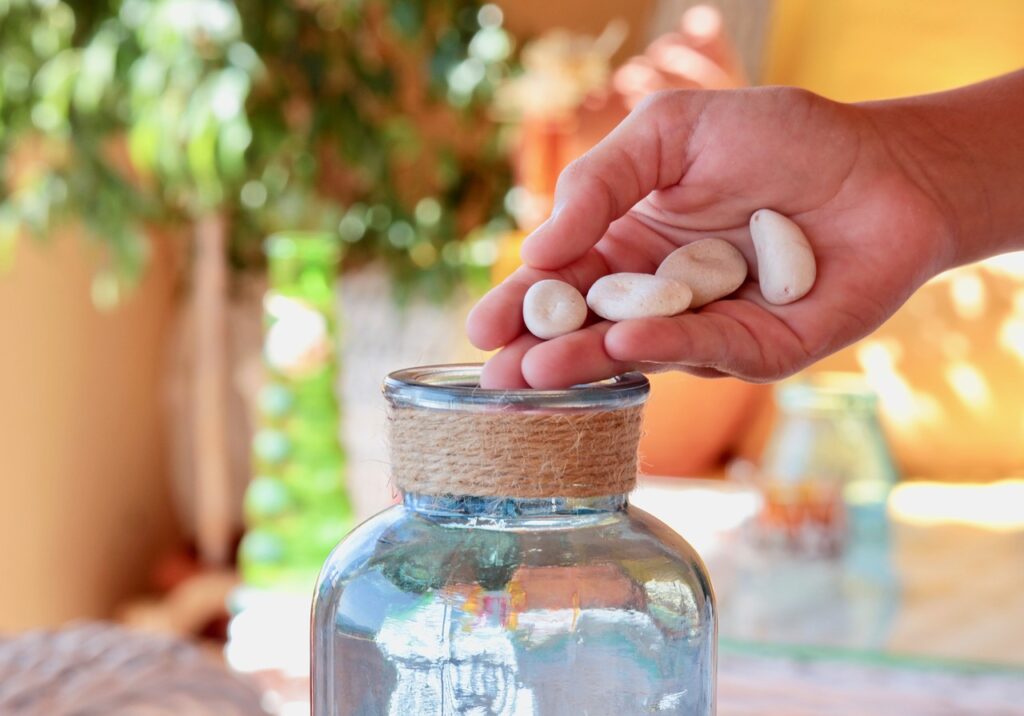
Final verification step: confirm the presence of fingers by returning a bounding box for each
[648,40,738,91]
[480,334,542,389]
[676,365,731,379]
[481,323,630,390]
[521,322,633,389]
[481,295,810,388]
[467,212,682,352]
[466,253,612,351]
[678,5,746,84]
[603,301,804,381]
[519,91,703,271]
[465,268,534,351]
[614,6,744,108]
[480,319,733,391]
[613,56,700,109]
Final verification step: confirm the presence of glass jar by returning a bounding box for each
[312,365,716,715]
[729,373,900,650]
[757,372,899,556]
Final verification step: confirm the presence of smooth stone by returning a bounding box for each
[656,238,748,307]
[523,279,588,339]
[586,273,693,322]
[749,209,817,305]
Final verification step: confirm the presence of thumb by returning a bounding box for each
[520,91,706,270]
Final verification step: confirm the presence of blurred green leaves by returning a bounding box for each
[0,0,514,301]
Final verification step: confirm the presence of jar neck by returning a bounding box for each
[384,366,649,501]
[403,492,628,521]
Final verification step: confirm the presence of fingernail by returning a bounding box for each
[520,211,559,258]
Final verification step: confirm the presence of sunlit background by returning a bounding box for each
[1,0,1022,713]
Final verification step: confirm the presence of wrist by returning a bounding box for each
[861,72,1024,268]
[860,100,978,272]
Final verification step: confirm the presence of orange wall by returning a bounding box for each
[0,232,180,629]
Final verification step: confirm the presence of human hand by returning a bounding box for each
[613,4,746,107]
[467,87,957,388]
[568,5,745,162]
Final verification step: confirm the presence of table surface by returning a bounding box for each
[632,476,1024,670]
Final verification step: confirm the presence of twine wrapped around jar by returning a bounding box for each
[387,402,645,498]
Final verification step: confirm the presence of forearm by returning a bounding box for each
[863,69,1024,267]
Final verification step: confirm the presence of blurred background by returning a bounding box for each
[1,0,1022,713]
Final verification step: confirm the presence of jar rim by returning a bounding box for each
[384,363,649,411]
[776,371,878,412]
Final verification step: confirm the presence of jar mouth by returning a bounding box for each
[776,371,877,413]
[403,492,629,523]
[384,364,649,411]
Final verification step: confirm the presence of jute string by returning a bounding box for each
[388,404,645,498]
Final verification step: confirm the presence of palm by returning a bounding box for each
[469,89,950,388]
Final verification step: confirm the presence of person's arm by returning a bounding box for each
[866,70,1024,265]
[468,71,1024,389]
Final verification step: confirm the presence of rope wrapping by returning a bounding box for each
[388,403,645,498]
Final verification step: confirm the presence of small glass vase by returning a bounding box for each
[756,372,899,556]
[312,365,716,715]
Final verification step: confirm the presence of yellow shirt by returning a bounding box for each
[764,0,1024,101]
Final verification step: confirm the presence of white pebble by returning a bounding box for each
[523,279,588,339]
[586,273,692,322]
[749,209,817,305]
[656,238,748,308]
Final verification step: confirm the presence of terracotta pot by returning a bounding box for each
[639,372,767,477]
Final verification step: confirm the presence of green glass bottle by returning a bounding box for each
[239,231,354,590]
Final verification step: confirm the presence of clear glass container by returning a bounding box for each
[312,365,716,715]
[729,373,900,650]
[757,372,899,556]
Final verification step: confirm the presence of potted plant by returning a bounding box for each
[0,0,514,566]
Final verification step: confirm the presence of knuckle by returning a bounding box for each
[769,85,824,114]
[558,157,589,186]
